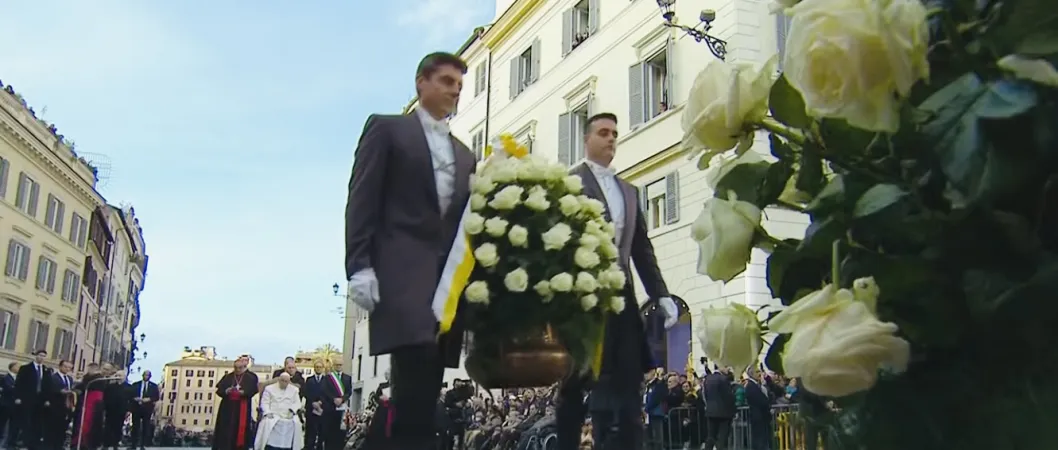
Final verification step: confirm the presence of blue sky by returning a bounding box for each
[0,0,493,377]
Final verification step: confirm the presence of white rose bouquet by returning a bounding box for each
[681,0,1058,446]
[460,134,624,381]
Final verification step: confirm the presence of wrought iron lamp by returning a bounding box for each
[656,0,728,60]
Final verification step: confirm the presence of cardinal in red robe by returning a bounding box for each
[213,357,260,450]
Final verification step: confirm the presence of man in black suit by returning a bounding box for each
[43,359,75,450]
[9,349,53,450]
[129,370,160,450]
[302,360,328,450]
[702,368,737,450]
[345,51,475,450]
[743,369,773,450]
[555,112,679,450]
[269,357,306,389]
[0,362,16,443]
[319,368,353,450]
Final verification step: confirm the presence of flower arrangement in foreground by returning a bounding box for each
[680,0,1058,447]
[460,135,626,382]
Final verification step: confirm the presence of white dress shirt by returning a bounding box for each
[585,160,625,246]
[416,108,456,215]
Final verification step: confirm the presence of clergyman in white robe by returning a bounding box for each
[254,373,304,450]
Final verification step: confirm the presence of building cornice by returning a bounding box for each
[0,98,104,209]
[484,0,547,50]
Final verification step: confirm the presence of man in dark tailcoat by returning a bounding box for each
[554,112,679,450]
[702,368,737,450]
[11,349,54,450]
[344,51,475,450]
[212,358,259,450]
[129,370,161,450]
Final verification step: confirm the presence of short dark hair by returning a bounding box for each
[7,362,17,370]
[59,359,72,366]
[585,112,618,133]
[416,52,468,80]
[284,356,295,363]
[33,349,47,356]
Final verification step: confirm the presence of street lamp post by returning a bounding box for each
[656,0,729,60]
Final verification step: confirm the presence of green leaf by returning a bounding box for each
[766,243,798,301]
[760,159,795,207]
[805,175,846,215]
[986,0,1058,56]
[917,75,1039,203]
[853,184,908,218]
[767,240,829,305]
[769,133,794,160]
[799,216,846,258]
[764,334,788,375]
[769,75,811,129]
[795,144,825,196]
[712,161,771,206]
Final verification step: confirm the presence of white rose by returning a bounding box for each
[704,151,765,191]
[491,164,518,183]
[470,174,496,195]
[541,223,573,251]
[464,213,486,235]
[580,294,599,311]
[769,283,910,397]
[534,280,552,299]
[682,57,777,155]
[598,240,618,259]
[577,196,606,217]
[574,272,598,293]
[484,217,509,237]
[525,191,551,211]
[578,233,600,250]
[473,243,499,268]
[549,273,574,292]
[852,276,880,313]
[469,193,487,211]
[599,267,627,290]
[507,225,529,247]
[503,268,530,293]
[691,195,762,282]
[696,304,763,375]
[601,221,615,237]
[784,0,929,132]
[517,161,546,181]
[562,175,584,194]
[464,281,490,304]
[584,220,604,237]
[609,296,626,314]
[545,164,568,181]
[573,247,601,269]
[557,195,582,217]
[489,185,524,210]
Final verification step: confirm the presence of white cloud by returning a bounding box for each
[395,0,494,44]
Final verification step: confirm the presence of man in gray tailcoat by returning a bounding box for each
[555,112,680,450]
[344,51,476,450]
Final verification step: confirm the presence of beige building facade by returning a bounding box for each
[0,82,148,376]
[156,346,278,433]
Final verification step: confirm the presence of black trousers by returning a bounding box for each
[42,406,72,450]
[103,409,125,447]
[322,411,344,450]
[555,378,643,450]
[130,410,154,448]
[704,417,733,450]
[366,343,445,450]
[8,402,45,450]
[304,413,324,450]
[0,404,10,439]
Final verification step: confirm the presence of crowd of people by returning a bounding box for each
[0,349,160,450]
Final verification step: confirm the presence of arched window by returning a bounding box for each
[640,296,692,373]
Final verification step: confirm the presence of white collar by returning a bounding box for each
[584,160,616,179]
[416,108,449,135]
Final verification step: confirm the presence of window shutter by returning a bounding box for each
[530,39,542,83]
[628,63,646,127]
[665,37,675,108]
[509,58,520,99]
[39,323,50,352]
[55,201,65,233]
[45,194,56,226]
[15,173,26,208]
[25,321,38,353]
[476,64,487,96]
[18,246,30,281]
[0,158,8,198]
[52,328,61,357]
[557,112,572,166]
[665,171,680,224]
[561,9,573,56]
[35,257,47,290]
[587,92,596,118]
[588,0,600,34]
[777,15,791,70]
[27,181,40,217]
[46,261,57,293]
[4,313,18,350]
[4,241,16,277]
[638,185,649,216]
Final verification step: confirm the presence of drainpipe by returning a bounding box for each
[484,48,493,141]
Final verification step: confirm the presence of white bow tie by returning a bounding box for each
[429,121,449,135]
[591,165,616,179]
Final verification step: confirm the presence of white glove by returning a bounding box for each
[658,296,678,329]
[348,268,380,313]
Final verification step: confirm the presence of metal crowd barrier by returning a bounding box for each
[644,404,824,450]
